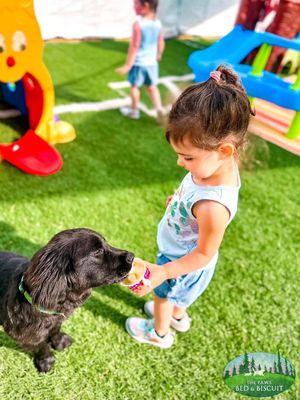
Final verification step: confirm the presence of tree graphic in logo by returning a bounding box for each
[224,351,296,398]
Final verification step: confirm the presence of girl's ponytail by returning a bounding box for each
[216,64,241,87]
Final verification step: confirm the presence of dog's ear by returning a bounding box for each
[24,244,76,310]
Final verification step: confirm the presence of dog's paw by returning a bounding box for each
[50,332,73,351]
[34,355,55,373]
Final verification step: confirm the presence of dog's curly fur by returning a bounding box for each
[0,228,133,373]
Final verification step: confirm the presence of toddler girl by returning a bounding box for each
[116,0,164,121]
[126,65,254,348]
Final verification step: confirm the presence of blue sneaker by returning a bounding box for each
[125,317,174,349]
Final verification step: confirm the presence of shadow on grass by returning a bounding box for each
[84,296,127,328]
[84,284,144,328]
[0,329,20,351]
[0,222,40,256]
[98,284,144,309]
[0,114,28,143]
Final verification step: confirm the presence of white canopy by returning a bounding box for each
[34,0,239,40]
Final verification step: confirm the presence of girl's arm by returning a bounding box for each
[157,31,165,61]
[134,200,229,296]
[116,22,141,75]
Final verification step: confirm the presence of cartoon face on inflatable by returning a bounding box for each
[0,0,43,83]
[0,0,75,177]
[0,0,75,152]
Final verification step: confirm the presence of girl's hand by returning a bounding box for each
[166,195,173,207]
[115,65,130,75]
[132,263,168,297]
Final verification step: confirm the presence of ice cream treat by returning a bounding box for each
[121,258,151,291]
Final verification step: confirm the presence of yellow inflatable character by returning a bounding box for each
[0,0,75,145]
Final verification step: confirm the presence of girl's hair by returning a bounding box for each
[140,0,158,12]
[166,65,255,154]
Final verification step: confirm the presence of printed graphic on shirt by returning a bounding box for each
[167,185,198,238]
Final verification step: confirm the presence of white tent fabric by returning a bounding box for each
[158,0,239,38]
[34,0,239,40]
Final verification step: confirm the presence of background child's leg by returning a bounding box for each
[154,294,174,336]
[131,85,140,112]
[146,85,162,111]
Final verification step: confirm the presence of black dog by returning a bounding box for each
[0,228,133,373]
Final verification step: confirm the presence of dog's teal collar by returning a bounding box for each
[19,276,65,317]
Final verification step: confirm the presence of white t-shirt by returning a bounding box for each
[157,170,241,266]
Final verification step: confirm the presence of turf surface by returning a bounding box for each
[0,39,299,399]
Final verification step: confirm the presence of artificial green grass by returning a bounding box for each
[44,39,193,105]
[0,39,299,399]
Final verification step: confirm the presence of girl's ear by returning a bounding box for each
[218,143,235,158]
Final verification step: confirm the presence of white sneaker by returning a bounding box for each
[144,300,191,333]
[119,106,140,120]
[125,317,174,349]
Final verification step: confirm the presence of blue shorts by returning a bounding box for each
[128,65,158,87]
[154,254,217,308]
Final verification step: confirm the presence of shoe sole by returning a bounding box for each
[125,320,174,349]
[144,304,191,333]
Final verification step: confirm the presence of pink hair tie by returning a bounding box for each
[210,70,221,83]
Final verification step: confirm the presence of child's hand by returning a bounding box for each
[132,263,168,297]
[115,65,130,75]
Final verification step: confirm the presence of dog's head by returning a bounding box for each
[23,228,134,309]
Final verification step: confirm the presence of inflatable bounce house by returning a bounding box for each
[0,0,75,175]
[188,0,300,155]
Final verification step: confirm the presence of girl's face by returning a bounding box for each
[170,138,228,182]
[134,0,149,15]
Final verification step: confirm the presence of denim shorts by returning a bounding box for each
[128,65,158,87]
[154,253,217,308]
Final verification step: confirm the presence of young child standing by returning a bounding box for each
[125,65,254,348]
[116,0,165,121]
